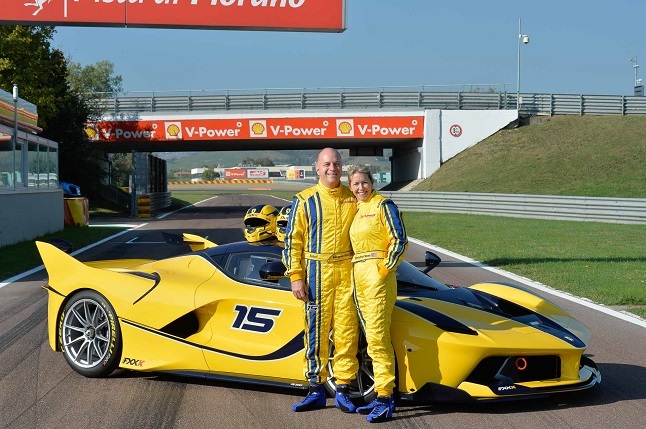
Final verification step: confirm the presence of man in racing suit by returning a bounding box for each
[282,148,359,413]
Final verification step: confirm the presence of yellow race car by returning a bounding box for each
[36,234,600,404]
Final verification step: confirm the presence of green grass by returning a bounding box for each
[414,115,646,198]
[405,212,646,311]
[89,198,127,217]
[0,226,127,281]
[630,308,646,318]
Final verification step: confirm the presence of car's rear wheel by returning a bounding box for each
[325,332,377,404]
[59,290,121,377]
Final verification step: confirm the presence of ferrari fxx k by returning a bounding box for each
[37,235,600,404]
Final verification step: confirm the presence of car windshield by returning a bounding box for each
[396,261,450,292]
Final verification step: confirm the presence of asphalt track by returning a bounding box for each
[1,193,644,429]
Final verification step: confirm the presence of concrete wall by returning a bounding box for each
[0,190,64,247]
[392,109,518,181]
[439,109,518,163]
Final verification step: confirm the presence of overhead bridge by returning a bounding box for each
[87,87,520,182]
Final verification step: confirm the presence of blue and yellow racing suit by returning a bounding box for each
[282,181,358,385]
[349,190,407,397]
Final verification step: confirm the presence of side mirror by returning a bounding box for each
[423,251,441,273]
[259,261,287,282]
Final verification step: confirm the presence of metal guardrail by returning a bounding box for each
[149,192,172,213]
[96,89,646,116]
[379,192,646,224]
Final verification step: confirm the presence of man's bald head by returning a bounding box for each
[315,148,343,188]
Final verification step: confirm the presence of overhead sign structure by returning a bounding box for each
[85,116,425,143]
[3,0,346,32]
[0,88,41,133]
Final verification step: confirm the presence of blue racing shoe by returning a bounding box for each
[356,398,379,415]
[292,384,327,412]
[366,396,395,423]
[334,384,356,413]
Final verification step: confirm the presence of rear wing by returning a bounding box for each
[162,232,218,252]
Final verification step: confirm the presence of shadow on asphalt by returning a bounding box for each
[108,362,646,414]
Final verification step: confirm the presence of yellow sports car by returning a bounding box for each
[36,234,600,404]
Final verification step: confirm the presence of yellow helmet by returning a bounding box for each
[243,204,278,242]
[275,204,292,243]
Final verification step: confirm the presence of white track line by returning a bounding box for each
[409,237,646,328]
[157,196,219,219]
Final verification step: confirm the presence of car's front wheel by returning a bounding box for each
[59,290,121,377]
[325,333,377,404]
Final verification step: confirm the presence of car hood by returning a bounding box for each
[394,284,588,349]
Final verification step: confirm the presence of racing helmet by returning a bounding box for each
[244,204,278,242]
[275,204,292,243]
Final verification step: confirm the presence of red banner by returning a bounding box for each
[86,116,425,143]
[2,0,346,32]
[225,168,246,178]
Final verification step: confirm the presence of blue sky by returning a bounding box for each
[52,0,646,96]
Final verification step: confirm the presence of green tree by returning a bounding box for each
[202,168,216,180]
[67,59,123,120]
[109,153,131,187]
[241,156,275,167]
[67,60,123,95]
[0,26,105,197]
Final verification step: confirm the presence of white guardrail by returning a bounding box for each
[379,192,646,224]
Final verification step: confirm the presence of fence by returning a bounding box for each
[379,191,646,224]
[95,89,646,116]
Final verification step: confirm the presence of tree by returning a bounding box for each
[202,168,216,180]
[0,26,105,197]
[109,153,131,187]
[67,59,123,120]
[67,60,123,95]
[241,156,275,167]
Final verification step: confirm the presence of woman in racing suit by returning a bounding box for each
[348,164,408,423]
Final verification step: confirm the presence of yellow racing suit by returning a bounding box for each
[282,181,358,385]
[349,190,408,397]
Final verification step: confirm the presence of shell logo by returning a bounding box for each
[249,120,267,138]
[338,121,352,134]
[84,125,98,141]
[167,124,180,136]
[164,122,183,139]
[336,119,354,137]
[251,122,265,135]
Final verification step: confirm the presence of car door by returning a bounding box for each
[195,251,306,385]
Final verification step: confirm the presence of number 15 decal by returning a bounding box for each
[232,305,282,333]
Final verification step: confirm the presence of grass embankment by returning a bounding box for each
[414,115,646,198]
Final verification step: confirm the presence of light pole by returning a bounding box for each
[516,18,530,111]
[629,56,639,86]
[12,84,18,189]
[629,56,642,95]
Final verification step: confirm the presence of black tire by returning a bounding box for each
[324,332,378,405]
[59,290,122,377]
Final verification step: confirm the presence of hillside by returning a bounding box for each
[413,115,646,198]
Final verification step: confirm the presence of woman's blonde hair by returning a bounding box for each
[347,164,374,184]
